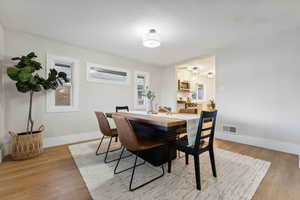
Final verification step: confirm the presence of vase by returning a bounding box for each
[146,99,154,114]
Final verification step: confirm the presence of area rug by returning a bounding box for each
[68,140,270,200]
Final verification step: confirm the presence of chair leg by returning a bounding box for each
[104,137,113,163]
[185,153,189,165]
[96,136,122,156]
[129,155,138,191]
[114,146,125,174]
[209,148,217,177]
[104,137,130,163]
[114,148,145,175]
[168,144,172,173]
[95,136,105,155]
[129,153,165,191]
[194,155,201,190]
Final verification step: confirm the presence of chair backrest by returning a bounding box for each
[113,115,140,151]
[193,110,218,152]
[95,112,113,137]
[179,108,198,114]
[158,106,172,113]
[116,106,129,112]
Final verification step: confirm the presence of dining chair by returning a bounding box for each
[158,106,172,113]
[94,112,123,163]
[113,115,165,191]
[116,106,129,112]
[176,108,197,158]
[172,110,218,190]
[179,108,198,114]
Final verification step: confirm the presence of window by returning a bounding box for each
[86,62,130,85]
[54,63,72,106]
[134,71,149,109]
[46,54,79,112]
[197,84,204,100]
[192,83,205,101]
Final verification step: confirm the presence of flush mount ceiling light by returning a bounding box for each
[143,29,160,48]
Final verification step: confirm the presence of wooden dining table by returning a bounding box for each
[106,111,198,172]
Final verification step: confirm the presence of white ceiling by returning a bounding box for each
[1,0,300,67]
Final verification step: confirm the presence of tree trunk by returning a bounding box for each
[26,91,34,134]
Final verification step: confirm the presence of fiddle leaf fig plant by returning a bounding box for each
[7,52,69,134]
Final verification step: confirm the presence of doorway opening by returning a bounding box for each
[175,56,215,113]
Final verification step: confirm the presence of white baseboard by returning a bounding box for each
[216,133,300,155]
[216,133,300,168]
[3,130,300,168]
[44,131,101,148]
[0,131,101,158]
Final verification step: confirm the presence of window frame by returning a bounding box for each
[46,54,80,113]
[133,71,150,110]
[86,62,131,85]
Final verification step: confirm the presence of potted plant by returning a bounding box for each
[144,86,156,114]
[207,99,216,111]
[6,52,68,160]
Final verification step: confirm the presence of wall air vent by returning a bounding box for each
[86,63,130,85]
[223,125,237,134]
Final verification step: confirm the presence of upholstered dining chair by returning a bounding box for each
[172,110,218,190]
[116,106,129,112]
[94,112,123,163]
[113,115,165,191]
[158,106,172,113]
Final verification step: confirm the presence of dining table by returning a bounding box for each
[106,111,201,172]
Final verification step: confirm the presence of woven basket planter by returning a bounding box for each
[9,125,45,161]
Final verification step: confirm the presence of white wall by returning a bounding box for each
[215,28,300,151]
[160,66,177,111]
[0,23,5,156]
[196,75,215,103]
[159,28,300,156]
[3,30,163,146]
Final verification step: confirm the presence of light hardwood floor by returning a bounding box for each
[0,139,299,200]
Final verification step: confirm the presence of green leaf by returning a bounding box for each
[58,72,69,82]
[50,81,58,89]
[48,69,58,81]
[16,82,31,93]
[7,67,20,81]
[31,84,42,92]
[27,52,37,58]
[11,57,20,61]
[18,71,32,82]
[32,61,42,70]
[22,66,35,73]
